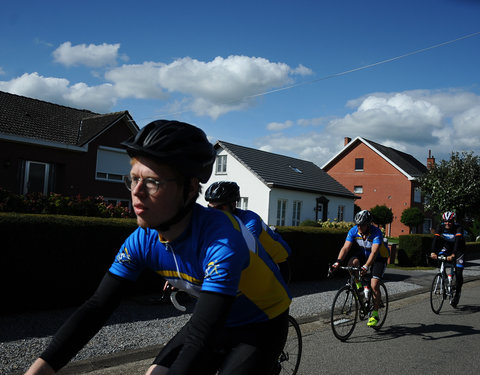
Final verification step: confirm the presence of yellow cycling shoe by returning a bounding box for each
[367,315,379,327]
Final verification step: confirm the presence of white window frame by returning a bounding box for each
[354,185,363,194]
[96,146,131,183]
[355,158,364,171]
[414,187,422,203]
[215,155,227,174]
[292,200,302,226]
[337,205,345,221]
[24,161,50,194]
[276,199,287,226]
[236,197,248,210]
[104,197,132,210]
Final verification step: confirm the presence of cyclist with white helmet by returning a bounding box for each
[331,209,390,327]
[205,181,292,282]
[24,120,291,375]
[430,211,465,308]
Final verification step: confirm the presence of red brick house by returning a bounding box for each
[322,137,432,237]
[0,91,139,206]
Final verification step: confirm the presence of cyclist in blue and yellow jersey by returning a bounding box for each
[205,181,292,283]
[331,210,389,327]
[25,120,291,375]
[430,211,465,308]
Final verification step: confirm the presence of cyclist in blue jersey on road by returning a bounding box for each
[25,120,291,375]
[430,211,465,308]
[205,181,292,283]
[331,210,389,327]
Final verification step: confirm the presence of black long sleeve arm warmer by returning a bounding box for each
[168,291,235,375]
[40,272,132,371]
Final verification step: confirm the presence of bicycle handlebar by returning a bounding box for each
[429,255,453,262]
[327,264,362,278]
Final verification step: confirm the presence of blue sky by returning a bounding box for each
[2,0,480,167]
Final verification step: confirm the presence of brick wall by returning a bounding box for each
[324,142,415,237]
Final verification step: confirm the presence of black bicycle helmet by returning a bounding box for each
[354,210,372,226]
[205,181,240,204]
[121,120,215,183]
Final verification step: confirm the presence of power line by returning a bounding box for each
[248,31,480,98]
[155,31,480,118]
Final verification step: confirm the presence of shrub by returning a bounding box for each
[0,187,133,218]
[300,219,320,227]
[398,234,433,266]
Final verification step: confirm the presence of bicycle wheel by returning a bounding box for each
[331,285,358,341]
[372,281,388,331]
[277,315,302,375]
[430,273,445,314]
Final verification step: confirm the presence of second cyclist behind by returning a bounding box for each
[331,209,390,327]
[205,181,292,283]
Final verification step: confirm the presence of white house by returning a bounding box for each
[197,140,358,226]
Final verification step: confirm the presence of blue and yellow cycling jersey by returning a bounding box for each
[346,225,389,259]
[109,204,291,327]
[234,209,292,264]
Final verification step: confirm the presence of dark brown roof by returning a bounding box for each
[0,90,136,146]
[217,140,357,198]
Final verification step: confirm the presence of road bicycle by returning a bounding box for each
[162,283,302,375]
[430,254,456,314]
[328,265,389,341]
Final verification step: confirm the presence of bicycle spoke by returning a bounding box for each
[277,315,302,375]
[430,273,445,314]
[372,281,388,330]
[331,286,358,341]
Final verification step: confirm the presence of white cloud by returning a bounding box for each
[105,62,169,99]
[0,67,5,75]
[267,120,293,131]
[104,55,305,119]
[53,42,122,67]
[1,53,310,119]
[255,89,480,167]
[0,72,116,113]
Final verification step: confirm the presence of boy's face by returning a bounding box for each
[129,157,184,229]
[358,223,369,234]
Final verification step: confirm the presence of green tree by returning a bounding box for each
[400,207,425,233]
[419,151,480,220]
[370,204,393,227]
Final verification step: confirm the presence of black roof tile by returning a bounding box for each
[217,140,356,198]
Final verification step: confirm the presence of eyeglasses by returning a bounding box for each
[124,175,177,195]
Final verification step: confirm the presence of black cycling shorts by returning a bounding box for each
[153,309,289,375]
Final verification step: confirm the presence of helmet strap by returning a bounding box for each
[155,177,195,232]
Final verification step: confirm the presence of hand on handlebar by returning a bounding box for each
[447,255,455,262]
[430,252,437,260]
[360,265,369,276]
[327,262,339,278]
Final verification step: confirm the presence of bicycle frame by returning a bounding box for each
[340,266,372,315]
[330,265,389,341]
[430,255,456,314]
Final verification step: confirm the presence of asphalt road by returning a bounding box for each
[51,263,480,375]
[299,278,480,374]
[5,259,480,375]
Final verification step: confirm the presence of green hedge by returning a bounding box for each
[397,233,480,266]
[1,213,348,313]
[0,213,165,314]
[277,226,348,281]
[397,234,433,266]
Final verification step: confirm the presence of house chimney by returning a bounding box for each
[427,150,435,169]
[344,137,352,146]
